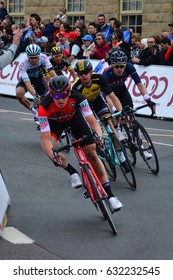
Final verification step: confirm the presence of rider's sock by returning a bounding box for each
[64,163,78,175]
[102,181,114,198]
[29,106,37,115]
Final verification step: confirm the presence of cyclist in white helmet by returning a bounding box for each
[16,43,56,128]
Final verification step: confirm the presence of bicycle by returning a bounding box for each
[119,104,159,175]
[53,128,118,235]
[96,112,137,190]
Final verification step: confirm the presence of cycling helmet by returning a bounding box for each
[48,75,70,93]
[51,46,62,55]
[74,59,93,73]
[25,44,41,56]
[110,50,128,65]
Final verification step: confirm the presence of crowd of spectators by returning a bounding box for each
[0,5,173,66]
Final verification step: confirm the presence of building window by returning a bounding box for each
[121,0,142,34]
[66,0,85,27]
[7,0,24,23]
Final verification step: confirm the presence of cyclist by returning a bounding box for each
[72,59,130,172]
[16,43,56,128]
[45,46,77,82]
[38,75,123,212]
[102,50,156,159]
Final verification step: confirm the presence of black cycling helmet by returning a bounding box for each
[51,46,62,55]
[74,59,93,73]
[110,50,128,64]
[48,75,70,93]
[25,44,41,56]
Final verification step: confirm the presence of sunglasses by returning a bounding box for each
[77,69,91,76]
[52,93,69,100]
[95,38,102,41]
[53,54,62,58]
[112,64,126,69]
[28,56,39,60]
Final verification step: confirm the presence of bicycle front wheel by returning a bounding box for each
[113,135,137,190]
[136,123,159,175]
[84,165,117,235]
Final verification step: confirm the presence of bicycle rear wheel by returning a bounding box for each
[136,123,159,175]
[84,165,117,235]
[113,135,137,190]
[96,145,117,181]
[121,123,137,166]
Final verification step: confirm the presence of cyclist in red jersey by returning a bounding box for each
[38,75,123,212]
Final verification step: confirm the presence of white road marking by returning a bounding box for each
[0,109,31,115]
[2,227,34,244]
[152,141,173,147]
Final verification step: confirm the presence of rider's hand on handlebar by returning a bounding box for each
[33,93,41,108]
[146,99,156,116]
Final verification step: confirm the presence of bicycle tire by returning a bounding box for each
[96,145,117,181]
[112,135,137,190]
[84,165,117,235]
[135,122,159,175]
[121,123,137,166]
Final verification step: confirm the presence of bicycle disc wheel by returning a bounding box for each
[122,123,137,166]
[96,145,117,181]
[113,135,137,190]
[136,123,159,175]
[84,166,117,235]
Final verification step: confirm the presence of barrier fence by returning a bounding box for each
[0,53,173,119]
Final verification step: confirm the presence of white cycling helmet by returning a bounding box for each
[25,44,41,56]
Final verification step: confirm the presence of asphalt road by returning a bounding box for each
[0,94,173,260]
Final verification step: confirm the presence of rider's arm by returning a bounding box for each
[86,114,102,138]
[106,92,122,112]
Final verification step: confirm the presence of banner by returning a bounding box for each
[0,170,10,236]
[0,53,173,119]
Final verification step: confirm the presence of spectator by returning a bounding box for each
[130,33,142,59]
[52,17,61,45]
[29,13,43,38]
[66,31,83,62]
[74,18,87,35]
[38,36,52,54]
[90,32,110,59]
[0,2,8,22]
[97,13,111,42]
[81,34,95,59]
[140,38,148,49]
[108,31,131,58]
[164,40,173,65]
[41,16,55,44]
[168,23,173,41]
[56,31,70,54]
[159,37,171,65]
[0,29,23,69]
[109,17,123,38]
[74,26,84,43]
[87,21,98,41]
[131,36,160,66]
[60,22,71,34]
[13,23,34,60]
[56,7,68,23]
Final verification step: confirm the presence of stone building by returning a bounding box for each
[6,0,173,38]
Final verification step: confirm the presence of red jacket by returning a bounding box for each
[90,40,110,59]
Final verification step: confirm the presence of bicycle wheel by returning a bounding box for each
[112,135,137,190]
[84,165,117,235]
[136,122,159,175]
[96,144,117,181]
[121,123,137,166]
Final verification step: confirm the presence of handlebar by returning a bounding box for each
[98,111,122,123]
[123,103,156,117]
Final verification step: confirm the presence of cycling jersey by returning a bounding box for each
[102,62,141,93]
[72,73,113,102]
[102,62,142,108]
[18,53,54,82]
[38,90,94,144]
[49,57,73,75]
